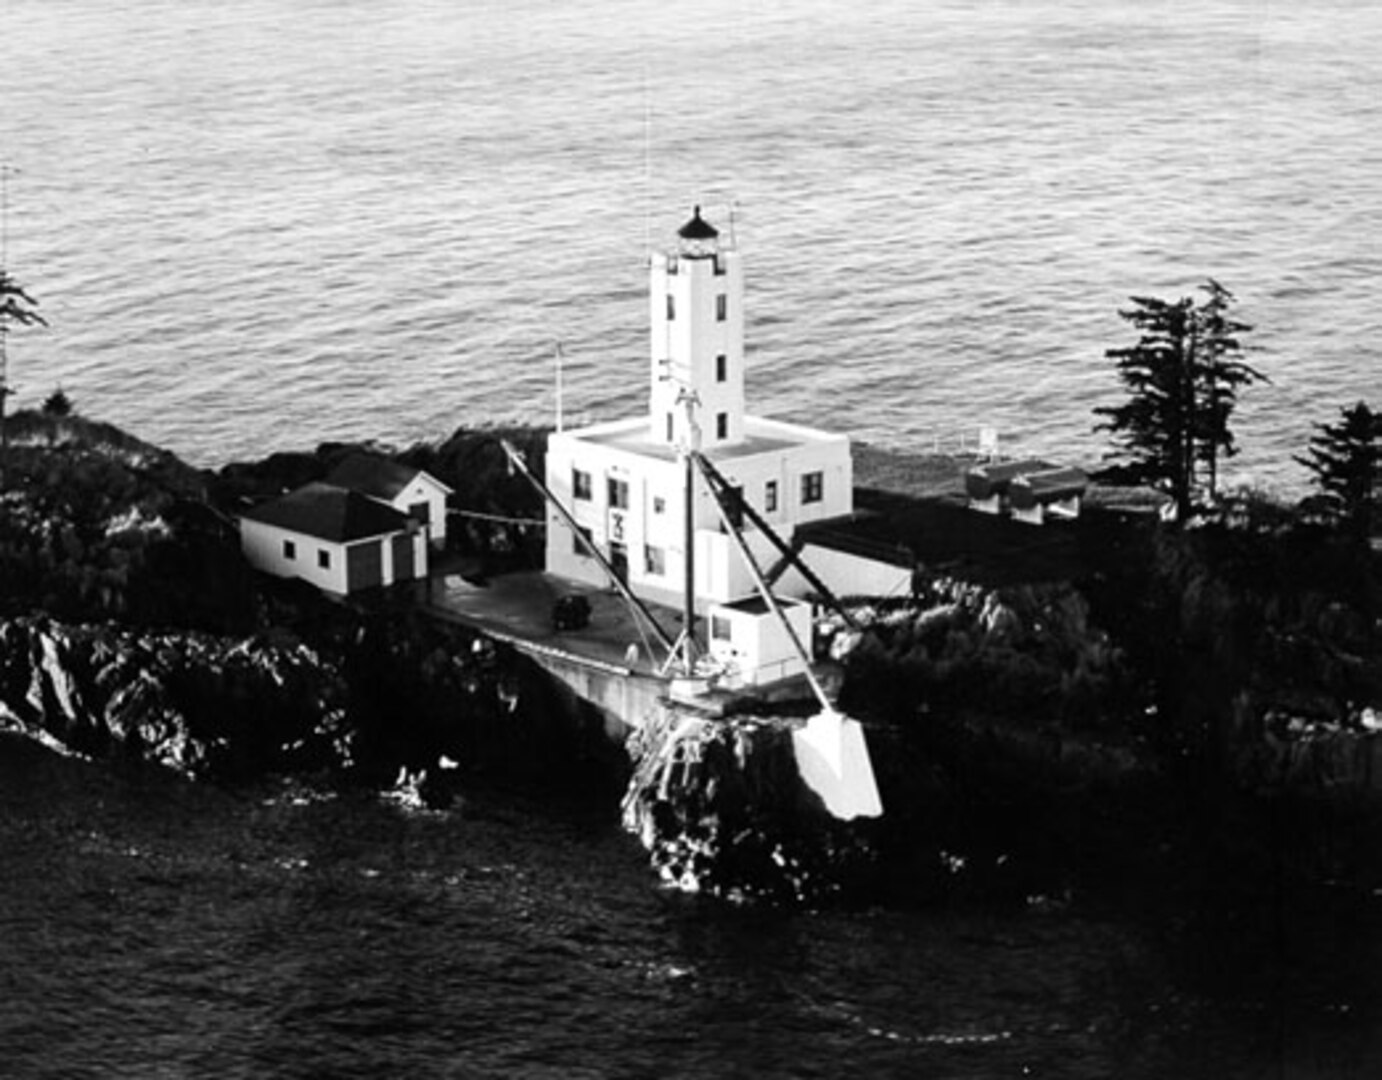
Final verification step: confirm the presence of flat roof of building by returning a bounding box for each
[556,414,845,463]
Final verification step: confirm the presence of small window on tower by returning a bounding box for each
[653,496,666,515]
[572,469,593,501]
[666,412,674,442]
[574,526,593,556]
[802,471,824,505]
[765,480,778,513]
[283,539,297,561]
[644,545,666,576]
[716,294,727,322]
[716,354,727,382]
[318,549,332,570]
[716,413,728,440]
[607,477,629,510]
[667,295,676,321]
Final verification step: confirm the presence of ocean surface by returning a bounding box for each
[6,3,1382,1076]
[2,0,1379,493]
[5,736,1382,1079]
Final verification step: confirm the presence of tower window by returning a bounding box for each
[667,295,676,320]
[666,412,674,442]
[765,480,778,513]
[716,354,727,382]
[711,614,732,642]
[607,477,629,510]
[716,294,727,322]
[716,412,728,440]
[283,539,297,561]
[644,545,666,576]
[572,468,593,501]
[574,525,593,555]
[653,496,666,515]
[802,471,824,505]
[318,549,332,570]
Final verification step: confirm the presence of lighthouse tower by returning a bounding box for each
[543,206,890,616]
[648,207,746,449]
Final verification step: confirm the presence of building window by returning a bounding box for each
[711,614,732,642]
[802,471,824,505]
[573,468,592,501]
[653,496,666,515]
[764,480,778,513]
[716,354,727,382]
[667,294,676,320]
[283,539,297,560]
[716,412,728,440]
[607,477,629,510]
[644,545,666,576]
[716,294,727,322]
[666,412,674,442]
[573,525,593,555]
[318,549,331,569]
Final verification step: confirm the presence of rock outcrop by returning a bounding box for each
[0,617,349,781]
[621,705,878,903]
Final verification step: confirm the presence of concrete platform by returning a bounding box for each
[418,565,686,676]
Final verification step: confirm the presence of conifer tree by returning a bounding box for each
[1094,281,1263,522]
[1,268,48,485]
[1296,400,1379,544]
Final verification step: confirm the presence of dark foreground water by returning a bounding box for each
[4,735,1382,1078]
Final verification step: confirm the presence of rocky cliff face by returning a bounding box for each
[621,706,878,903]
[0,617,350,781]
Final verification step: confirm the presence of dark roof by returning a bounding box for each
[964,459,1053,500]
[326,452,450,500]
[1009,467,1088,509]
[241,482,412,542]
[677,205,719,241]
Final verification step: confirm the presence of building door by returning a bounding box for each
[346,540,384,592]
[391,532,415,582]
[609,542,628,585]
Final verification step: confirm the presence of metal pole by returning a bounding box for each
[682,448,695,673]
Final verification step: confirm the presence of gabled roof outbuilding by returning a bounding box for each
[240,482,413,543]
[326,453,453,502]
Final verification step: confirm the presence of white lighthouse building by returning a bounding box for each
[543,207,908,640]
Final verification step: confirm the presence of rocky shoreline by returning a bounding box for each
[2,409,1380,902]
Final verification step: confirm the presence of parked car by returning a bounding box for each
[552,593,592,631]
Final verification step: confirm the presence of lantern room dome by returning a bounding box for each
[677,205,719,242]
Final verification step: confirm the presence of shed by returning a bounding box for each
[239,482,428,595]
[706,595,814,688]
[1008,467,1088,525]
[326,453,453,548]
[965,459,1050,514]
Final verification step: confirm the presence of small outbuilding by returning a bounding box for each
[966,460,1087,524]
[1008,467,1088,525]
[706,595,814,689]
[326,453,452,549]
[239,482,428,595]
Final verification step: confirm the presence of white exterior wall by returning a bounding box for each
[545,418,853,611]
[649,249,746,450]
[708,598,813,687]
[776,543,914,601]
[240,519,349,594]
[240,520,427,594]
[390,475,450,548]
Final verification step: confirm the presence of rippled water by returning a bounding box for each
[2,1,1379,493]
[5,737,1382,1078]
